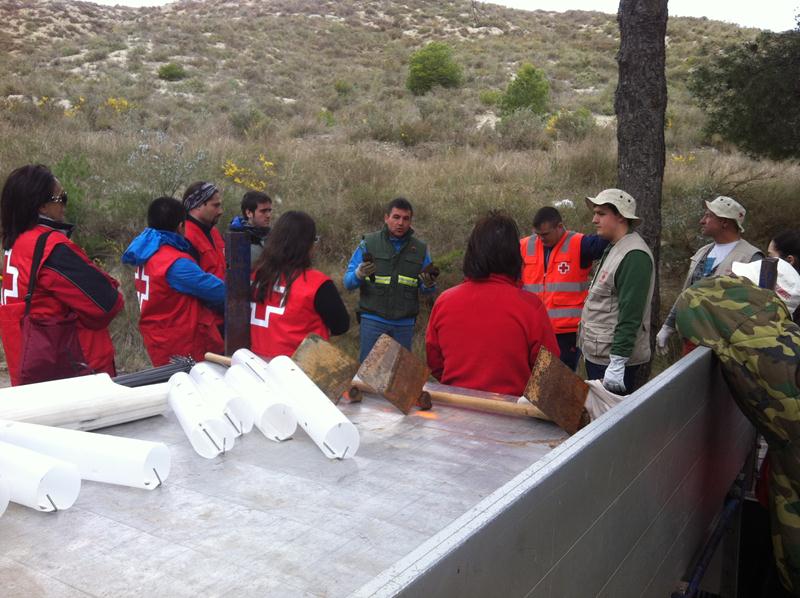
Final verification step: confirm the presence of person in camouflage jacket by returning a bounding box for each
[675,275,800,595]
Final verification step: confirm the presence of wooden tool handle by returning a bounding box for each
[426,388,549,420]
[204,352,232,367]
[351,378,550,421]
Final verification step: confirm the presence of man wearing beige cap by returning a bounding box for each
[656,196,762,354]
[578,188,655,394]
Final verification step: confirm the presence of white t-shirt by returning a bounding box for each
[703,241,738,276]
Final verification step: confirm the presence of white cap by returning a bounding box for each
[731,259,800,312]
[585,188,639,220]
[705,196,746,232]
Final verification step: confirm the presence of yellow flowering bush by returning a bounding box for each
[222,153,274,192]
[64,97,86,117]
[105,97,132,113]
[670,152,696,164]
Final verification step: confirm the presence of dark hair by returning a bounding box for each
[147,196,185,232]
[597,202,621,217]
[386,196,413,216]
[252,211,316,304]
[1,164,57,250]
[773,230,800,273]
[532,206,562,228]
[462,211,522,280]
[241,191,272,216]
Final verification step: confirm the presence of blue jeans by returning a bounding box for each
[556,332,580,371]
[359,317,414,362]
[584,360,641,396]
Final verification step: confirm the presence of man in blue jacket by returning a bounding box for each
[122,196,225,364]
[344,197,436,361]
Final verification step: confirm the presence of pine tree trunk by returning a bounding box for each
[615,0,668,380]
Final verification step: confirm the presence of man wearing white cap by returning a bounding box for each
[657,196,762,354]
[578,188,655,394]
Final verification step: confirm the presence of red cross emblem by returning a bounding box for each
[557,262,570,275]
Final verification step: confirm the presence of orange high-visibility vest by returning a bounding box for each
[520,231,591,334]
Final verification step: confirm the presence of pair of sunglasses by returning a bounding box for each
[49,191,68,205]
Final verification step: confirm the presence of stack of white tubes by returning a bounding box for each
[0,418,171,516]
[180,349,359,461]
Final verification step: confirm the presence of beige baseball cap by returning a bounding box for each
[705,196,746,232]
[585,188,639,220]
[731,259,800,312]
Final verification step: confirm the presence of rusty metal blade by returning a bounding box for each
[524,347,589,434]
[291,334,360,404]
[355,334,429,415]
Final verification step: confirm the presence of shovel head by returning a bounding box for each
[356,334,429,415]
[291,334,360,404]
[524,347,589,434]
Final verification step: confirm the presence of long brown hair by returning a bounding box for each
[252,210,316,304]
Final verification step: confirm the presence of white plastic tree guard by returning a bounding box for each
[0,474,9,518]
[189,362,254,436]
[0,440,81,512]
[223,363,297,442]
[0,374,169,431]
[0,420,170,490]
[167,373,237,459]
[267,356,360,459]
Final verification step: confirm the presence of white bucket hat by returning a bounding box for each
[705,196,746,232]
[585,188,639,220]
[732,259,800,312]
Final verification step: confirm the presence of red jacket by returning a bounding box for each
[184,217,226,280]
[0,223,123,384]
[426,274,559,396]
[136,244,223,366]
[250,269,330,359]
[520,232,591,334]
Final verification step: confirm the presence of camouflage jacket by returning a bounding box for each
[675,275,800,449]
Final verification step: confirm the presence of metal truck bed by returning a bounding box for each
[0,348,754,597]
[0,393,567,597]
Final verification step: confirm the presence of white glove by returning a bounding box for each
[602,354,628,394]
[355,261,376,280]
[656,325,674,356]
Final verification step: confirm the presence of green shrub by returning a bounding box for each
[228,107,271,138]
[319,108,335,127]
[496,109,550,150]
[406,42,463,95]
[479,89,503,106]
[546,108,596,141]
[158,62,187,81]
[334,79,354,96]
[499,63,550,115]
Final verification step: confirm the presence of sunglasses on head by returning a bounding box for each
[49,191,68,205]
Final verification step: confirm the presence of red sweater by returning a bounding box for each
[426,274,559,396]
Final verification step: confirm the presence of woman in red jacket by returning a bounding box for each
[0,164,124,384]
[250,211,349,359]
[426,212,559,396]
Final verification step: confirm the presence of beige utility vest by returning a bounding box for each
[579,232,655,366]
[680,239,762,292]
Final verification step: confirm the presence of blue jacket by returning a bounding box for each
[122,228,225,311]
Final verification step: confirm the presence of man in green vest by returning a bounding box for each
[344,197,436,361]
[578,188,655,395]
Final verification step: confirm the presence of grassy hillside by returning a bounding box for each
[0,0,798,371]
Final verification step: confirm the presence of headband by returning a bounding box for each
[183,183,218,212]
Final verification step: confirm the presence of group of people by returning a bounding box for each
[1,163,799,402]
[3,163,799,595]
